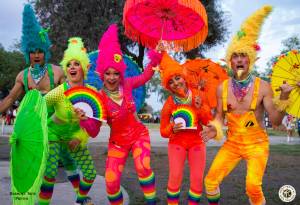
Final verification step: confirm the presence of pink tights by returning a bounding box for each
[105,133,156,205]
[167,143,206,205]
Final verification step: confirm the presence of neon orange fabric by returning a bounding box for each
[205,77,269,205]
[223,78,268,145]
[205,142,269,205]
[160,89,212,149]
[183,58,228,108]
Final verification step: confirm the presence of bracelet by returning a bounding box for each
[272,95,291,112]
[208,119,224,141]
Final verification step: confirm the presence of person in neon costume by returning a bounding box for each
[89,24,162,205]
[159,52,212,205]
[201,6,294,205]
[0,4,82,201]
[0,4,64,110]
[38,37,98,205]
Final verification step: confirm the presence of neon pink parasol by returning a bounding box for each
[123,0,208,51]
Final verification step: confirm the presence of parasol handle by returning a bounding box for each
[156,19,165,52]
[9,133,17,145]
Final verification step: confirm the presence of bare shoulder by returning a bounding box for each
[51,64,64,75]
[15,70,25,83]
[258,78,272,95]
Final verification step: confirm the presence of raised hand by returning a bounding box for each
[173,122,184,133]
[279,81,293,99]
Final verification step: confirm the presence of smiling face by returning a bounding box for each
[230,52,250,80]
[66,59,84,84]
[29,49,45,66]
[168,74,188,97]
[103,67,121,92]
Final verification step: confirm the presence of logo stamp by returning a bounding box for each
[278,185,296,202]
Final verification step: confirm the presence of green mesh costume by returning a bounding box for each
[39,82,96,204]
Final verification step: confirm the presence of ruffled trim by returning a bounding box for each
[272,95,291,112]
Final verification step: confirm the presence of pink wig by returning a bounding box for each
[96,24,126,80]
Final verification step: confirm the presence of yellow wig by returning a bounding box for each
[226,5,273,71]
[60,37,89,78]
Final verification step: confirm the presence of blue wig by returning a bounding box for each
[21,4,51,64]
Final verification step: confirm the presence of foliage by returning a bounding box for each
[185,0,230,59]
[266,35,300,71]
[0,45,26,97]
[33,0,230,102]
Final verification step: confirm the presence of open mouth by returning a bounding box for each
[70,70,77,76]
[237,65,244,69]
[107,81,117,85]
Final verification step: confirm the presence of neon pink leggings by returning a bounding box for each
[105,133,156,205]
[167,143,206,205]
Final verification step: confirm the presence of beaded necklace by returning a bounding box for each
[103,86,123,105]
[172,89,192,105]
[231,73,254,102]
[29,64,47,85]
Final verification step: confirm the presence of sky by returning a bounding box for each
[1,0,300,112]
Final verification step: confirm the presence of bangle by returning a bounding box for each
[208,119,224,141]
[272,95,291,112]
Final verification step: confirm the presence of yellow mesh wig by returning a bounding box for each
[160,52,184,90]
[61,37,89,78]
[226,5,273,71]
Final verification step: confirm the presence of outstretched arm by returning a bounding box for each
[0,72,24,113]
[128,50,162,88]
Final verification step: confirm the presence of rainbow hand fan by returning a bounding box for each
[64,86,107,122]
[172,105,198,129]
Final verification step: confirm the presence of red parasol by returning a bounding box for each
[183,58,228,108]
[123,0,208,51]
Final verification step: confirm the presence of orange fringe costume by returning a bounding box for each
[160,53,212,205]
[205,5,273,205]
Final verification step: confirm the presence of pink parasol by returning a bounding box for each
[123,0,208,51]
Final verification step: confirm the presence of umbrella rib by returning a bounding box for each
[270,75,297,82]
[289,90,300,117]
[274,64,298,78]
[295,54,300,74]
[18,139,44,143]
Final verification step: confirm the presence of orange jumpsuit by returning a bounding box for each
[205,78,269,205]
[161,89,212,205]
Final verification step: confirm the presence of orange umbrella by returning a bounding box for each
[183,58,228,108]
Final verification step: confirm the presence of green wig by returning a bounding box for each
[60,37,90,78]
[21,4,51,64]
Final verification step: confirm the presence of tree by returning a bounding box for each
[33,0,229,102]
[185,0,230,59]
[265,35,300,76]
[0,45,26,98]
